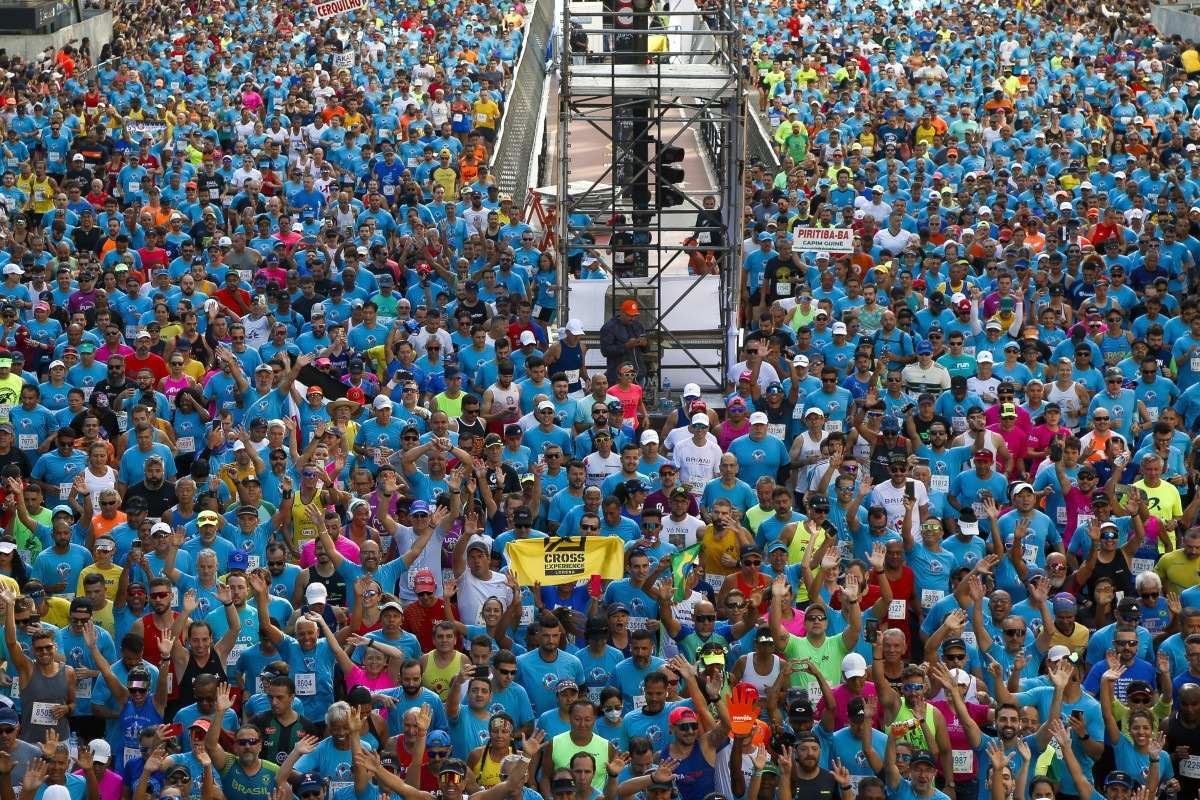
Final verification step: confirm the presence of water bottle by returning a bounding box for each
[660,377,673,413]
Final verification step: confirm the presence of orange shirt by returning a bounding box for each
[92,510,127,538]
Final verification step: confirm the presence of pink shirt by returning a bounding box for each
[300,534,361,568]
[74,769,122,800]
[346,665,396,720]
[817,682,879,730]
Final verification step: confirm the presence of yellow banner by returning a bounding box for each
[506,536,625,586]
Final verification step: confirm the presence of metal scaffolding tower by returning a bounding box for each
[555,0,744,398]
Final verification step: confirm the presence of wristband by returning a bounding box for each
[222,601,233,607]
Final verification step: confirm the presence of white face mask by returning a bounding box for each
[604,708,622,724]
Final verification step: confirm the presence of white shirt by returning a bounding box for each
[673,436,724,495]
[457,569,514,625]
[661,514,705,550]
[870,479,929,539]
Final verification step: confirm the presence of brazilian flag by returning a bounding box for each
[670,543,702,601]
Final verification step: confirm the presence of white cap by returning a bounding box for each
[150,521,172,536]
[948,667,973,689]
[841,652,868,678]
[749,411,769,425]
[373,395,393,410]
[305,582,328,605]
[1011,482,1035,495]
[565,319,584,336]
[48,359,64,370]
[519,330,537,346]
[640,429,659,445]
[88,739,112,765]
[831,322,848,335]
[2,264,22,276]
[1047,644,1072,662]
[814,251,830,261]
[690,413,710,426]
[1129,209,1144,219]
[537,400,555,412]
[804,407,825,417]
[43,787,71,800]
[793,354,809,367]
[218,236,232,247]
[231,440,246,452]
[683,382,702,399]
[1059,201,1073,211]
[977,350,994,363]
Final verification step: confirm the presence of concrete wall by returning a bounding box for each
[1152,4,1200,43]
[0,9,112,64]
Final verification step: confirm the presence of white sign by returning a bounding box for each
[127,122,166,142]
[314,0,367,19]
[333,51,355,69]
[792,226,854,254]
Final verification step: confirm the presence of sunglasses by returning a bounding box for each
[695,615,716,623]
[580,524,599,531]
[902,683,925,692]
[497,668,517,676]
[743,559,762,567]
[1003,629,1025,637]
[428,750,451,759]
[236,738,260,746]
[676,723,698,731]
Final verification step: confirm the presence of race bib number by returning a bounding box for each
[588,687,602,704]
[806,681,822,703]
[1182,757,1200,779]
[117,412,129,433]
[823,420,843,433]
[226,644,244,667]
[58,483,71,500]
[1056,505,1067,526]
[951,416,966,432]
[930,475,949,493]
[127,181,141,195]
[952,749,974,773]
[627,616,650,632]
[124,746,141,765]
[1022,544,1038,564]
[475,113,489,124]
[520,605,535,626]
[30,701,56,726]
[698,232,711,244]
[76,677,92,698]
[452,113,464,123]
[632,694,647,710]
[9,675,17,700]
[888,600,906,620]
[776,281,791,296]
[961,631,977,648]
[920,589,944,610]
[1131,557,1156,574]
[17,434,36,450]
[767,423,787,439]
[296,673,317,696]
[564,369,580,386]
[1076,514,1094,530]
[247,555,261,569]
[176,436,195,453]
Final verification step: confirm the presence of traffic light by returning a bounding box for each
[656,144,685,208]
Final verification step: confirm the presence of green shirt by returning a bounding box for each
[782,631,849,694]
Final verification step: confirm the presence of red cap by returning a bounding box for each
[346,386,366,405]
[413,568,436,592]
[668,707,698,726]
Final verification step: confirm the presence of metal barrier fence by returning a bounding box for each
[745,102,779,170]
[1152,4,1200,41]
[490,0,556,200]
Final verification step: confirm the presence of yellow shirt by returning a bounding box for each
[41,596,71,628]
[432,166,459,197]
[1135,479,1182,525]
[472,98,500,131]
[1045,620,1089,658]
[77,564,123,600]
[1156,549,1200,595]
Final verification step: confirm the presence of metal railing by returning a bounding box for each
[490,0,557,200]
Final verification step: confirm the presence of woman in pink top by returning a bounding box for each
[717,397,751,450]
[326,621,404,717]
[74,740,124,800]
[609,362,648,431]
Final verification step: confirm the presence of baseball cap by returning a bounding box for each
[668,706,698,726]
[841,653,867,678]
[413,569,437,592]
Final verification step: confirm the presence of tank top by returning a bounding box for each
[1046,381,1083,430]
[474,747,508,787]
[290,492,324,547]
[552,732,609,792]
[554,341,585,392]
[174,651,227,710]
[307,566,348,607]
[741,654,782,694]
[1087,550,1134,597]
[435,391,465,418]
[20,664,71,744]
[485,382,520,434]
[141,612,181,685]
[892,700,938,750]
[162,375,190,401]
[119,697,164,768]
[422,651,465,701]
[666,742,716,800]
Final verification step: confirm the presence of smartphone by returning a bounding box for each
[1070,709,1083,721]
[131,539,143,550]
[1049,442,1062,461]
[905,480,916,501]
[589,574,602,597]
[164,723,183,738]
[473,665,490,680]
[865,619,879,644]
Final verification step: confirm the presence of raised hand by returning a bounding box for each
[21,757,46,796]
[606,751,628,778]
[215,682,234,713]
[416,703,433,733]
[869,542,886,572]
[292,734,319,756]
[183,589,199,614]
[523,728,546,757]
[830,758,850,785]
